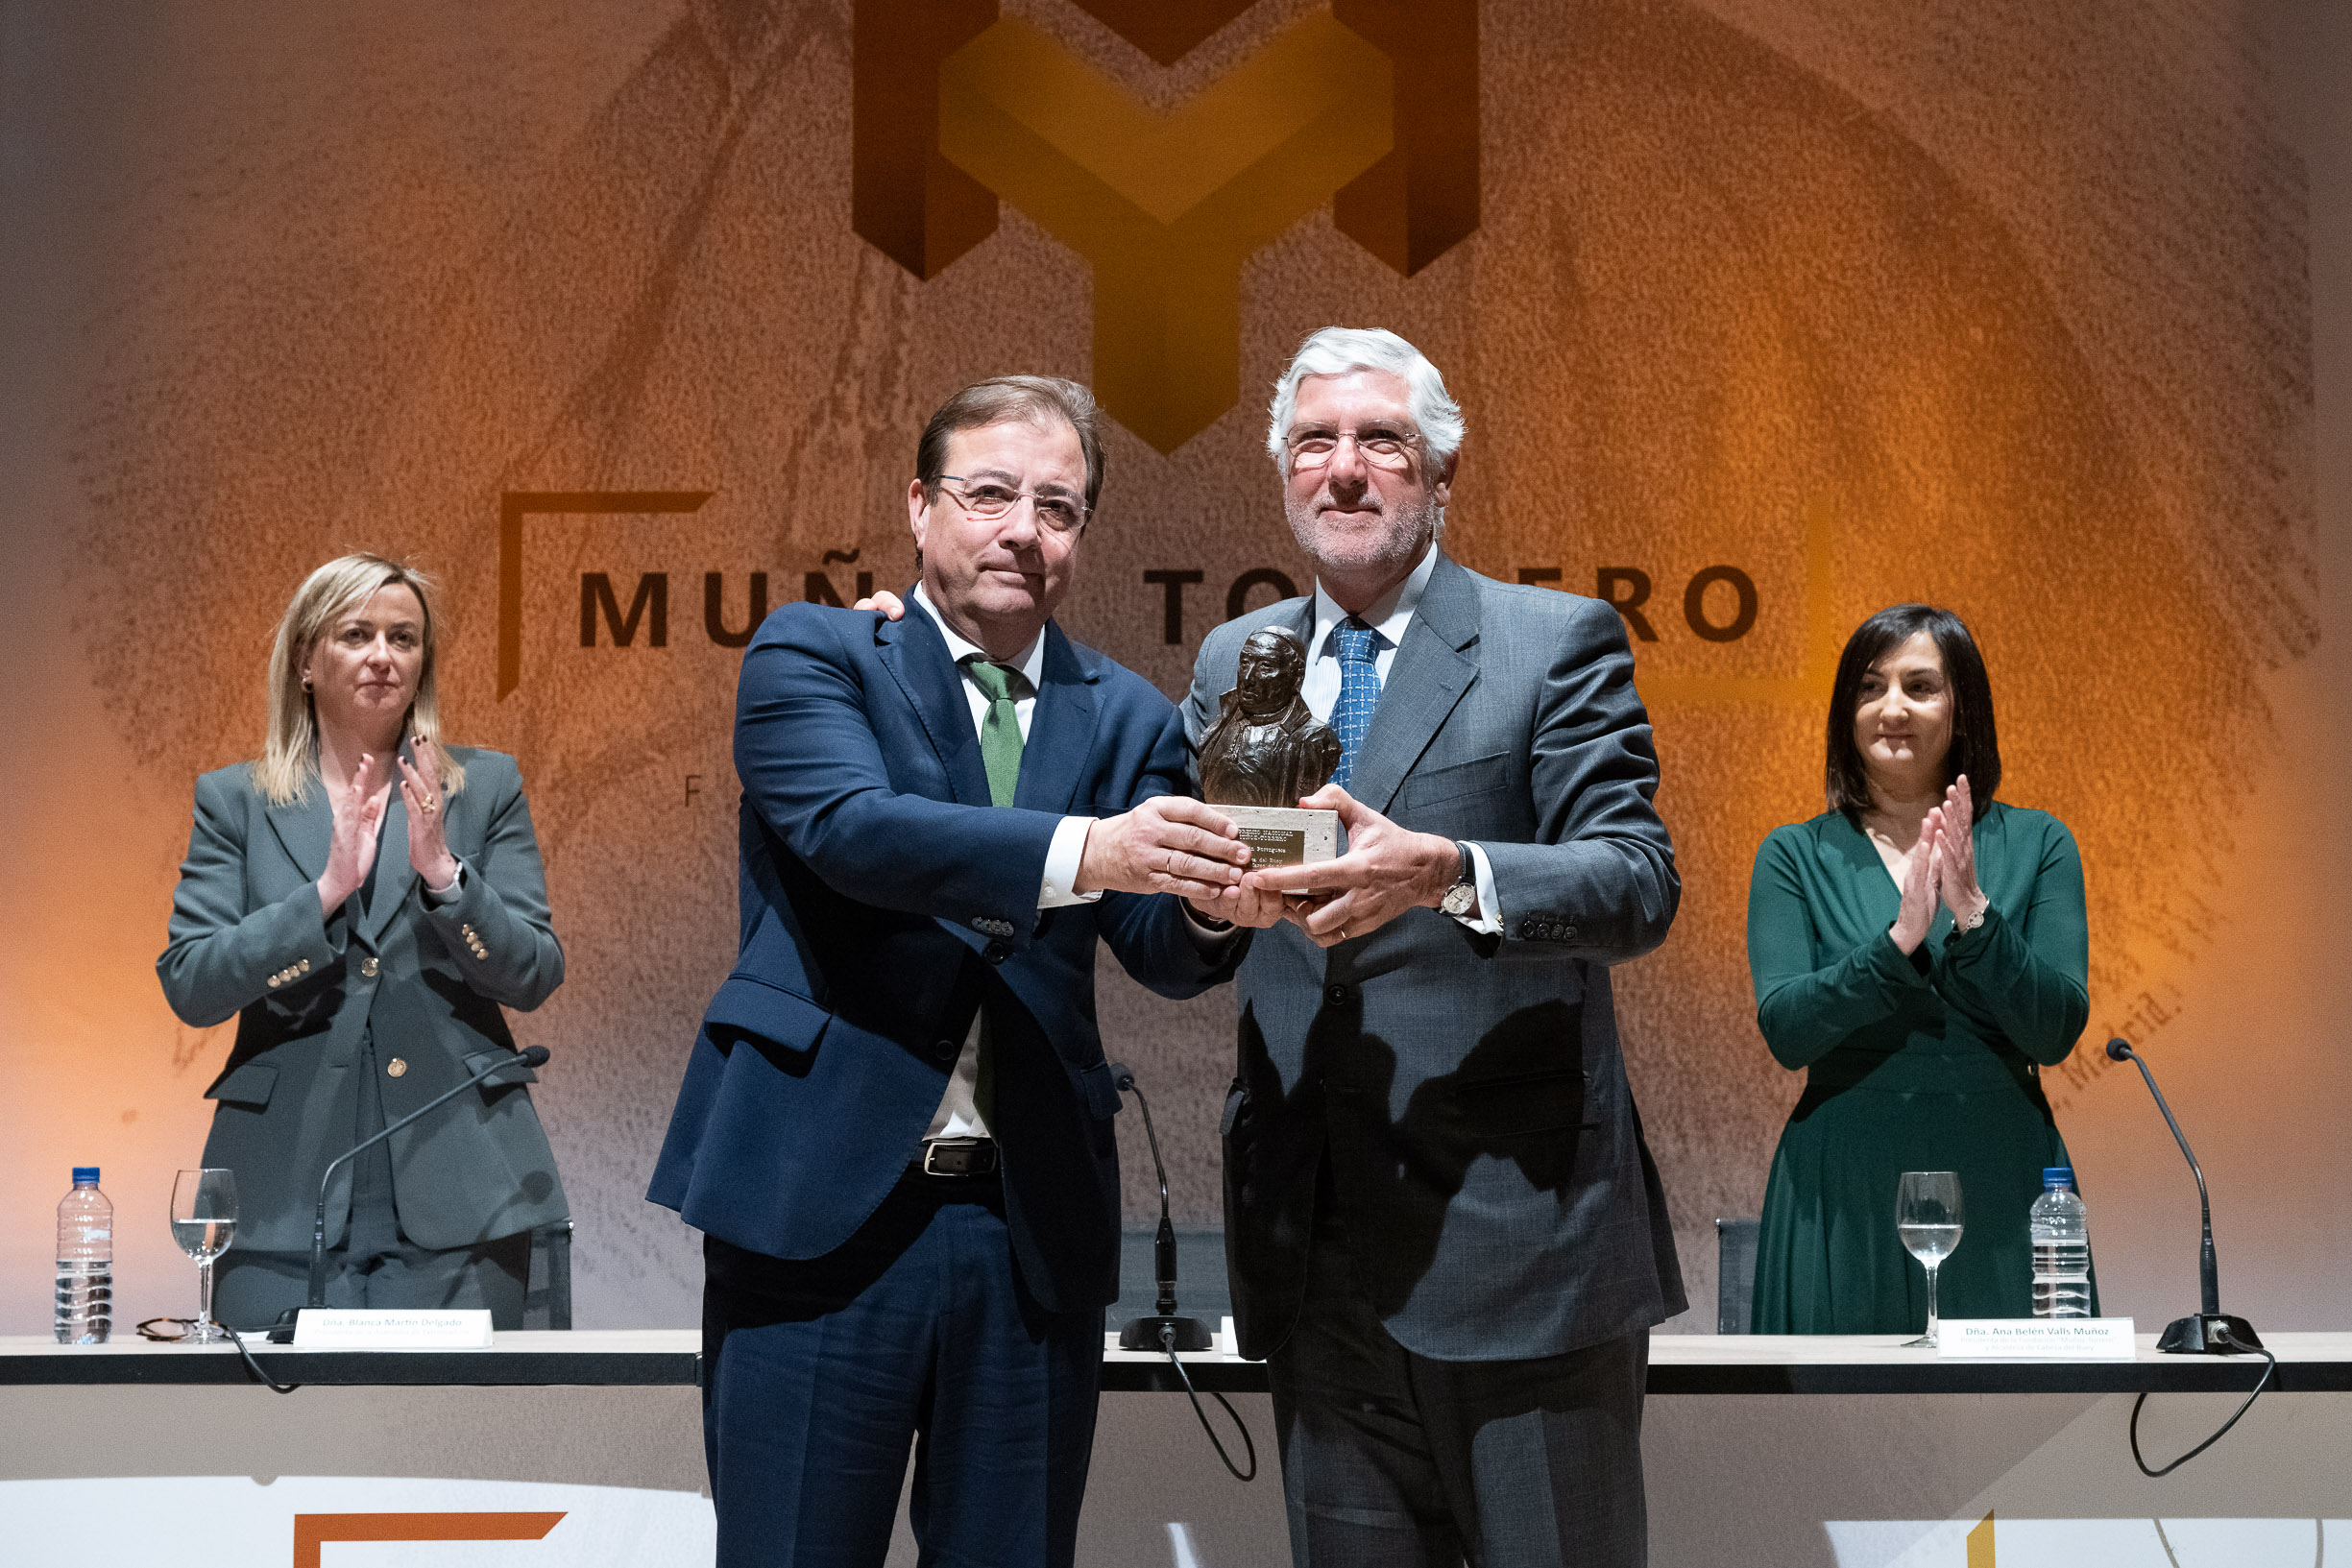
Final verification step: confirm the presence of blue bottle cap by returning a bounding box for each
[2042,1167,2073,1189]
[72,1168,100,1184]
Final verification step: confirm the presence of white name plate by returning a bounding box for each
[1216,805,1339,868]
[1936,1317,2136,1359]
[292,1308,494,1350]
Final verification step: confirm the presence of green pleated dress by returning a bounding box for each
[1747,802,2093,1334]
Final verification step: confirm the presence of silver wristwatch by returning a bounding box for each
[1440,841,1479,918]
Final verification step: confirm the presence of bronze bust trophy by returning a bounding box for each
[1199,628,1341,865]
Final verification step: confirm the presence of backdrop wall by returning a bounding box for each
[2,0,2346,1339]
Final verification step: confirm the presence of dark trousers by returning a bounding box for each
[702,1169,1104,1568]
[1268,1216,1650,1568]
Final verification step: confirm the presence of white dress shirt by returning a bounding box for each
[912,584,1098,908]
[909,587,1097,1142]
[1279,542,1502,934]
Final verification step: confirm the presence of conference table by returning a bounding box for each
[5,1332,2346,1566]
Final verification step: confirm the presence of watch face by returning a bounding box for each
[1442,883,1476,916]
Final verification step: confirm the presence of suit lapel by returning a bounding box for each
[263,782,332,882]
[1346,553,1480,814]
[363,789,418,946]
[877,595,993,807]
[1014,624,1099,813]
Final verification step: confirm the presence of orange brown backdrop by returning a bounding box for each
[3,0,2346,1339]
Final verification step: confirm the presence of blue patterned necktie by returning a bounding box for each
[1330,615,1381,791]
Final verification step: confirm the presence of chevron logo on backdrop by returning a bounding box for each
[853,0,1480,452]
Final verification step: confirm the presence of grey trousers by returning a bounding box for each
[1267,1224,1650,1568]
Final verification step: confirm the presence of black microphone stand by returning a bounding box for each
[1110,1062,1215,1352]
[2104,1038,2279,1477]
[266,1045,550,1342]
[2103,1039,2261,1354]
[1107,1061,1256,1482]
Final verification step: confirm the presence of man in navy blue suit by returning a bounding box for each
[648,376,1261,1567]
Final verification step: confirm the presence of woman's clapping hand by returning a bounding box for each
[318,753,389,915]
[1889,831,1941,955]
[398,743,461,890]
[1928,775,1989,928]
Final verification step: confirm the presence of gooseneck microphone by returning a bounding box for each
[1109,1062,1215,1353]
[1107,1061,1256,1483]
[2103,1038,2261,1355]
[266,1045,551,1341]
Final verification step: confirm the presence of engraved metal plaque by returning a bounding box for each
[1220,804,1341,868]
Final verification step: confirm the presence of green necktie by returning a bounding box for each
[958,654,1029,1130]
[961,655,1029,808]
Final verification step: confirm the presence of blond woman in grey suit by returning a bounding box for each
[158,554,567,1328]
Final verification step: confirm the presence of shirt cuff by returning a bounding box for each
[423,861,468,906]
[1449,842,1503,935]
[1039,817,1102,908]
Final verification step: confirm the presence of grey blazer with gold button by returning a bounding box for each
[158,748,567,1253]
[1187,552,1685,1362]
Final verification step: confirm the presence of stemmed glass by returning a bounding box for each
[170,1169,239,1344]
[1897,1170,1963,1348]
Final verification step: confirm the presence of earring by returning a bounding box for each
[302,677,313,692]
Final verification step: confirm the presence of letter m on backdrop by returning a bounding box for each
[852,0,1478,453]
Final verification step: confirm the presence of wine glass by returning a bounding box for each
[1896,1170,1964,1348]
[170,1169,238,1344]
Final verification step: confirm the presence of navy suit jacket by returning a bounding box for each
[649,599,1246,1313]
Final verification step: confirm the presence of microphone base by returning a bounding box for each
[1120,1315,1215,1352]
[264,1306,315,1345]
[2156,1313,2264,1355]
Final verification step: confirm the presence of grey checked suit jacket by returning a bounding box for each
[158,748,568,1253]
[1186,552,1686,1362]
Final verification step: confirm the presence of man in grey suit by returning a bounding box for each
[1189,328,1684,1567]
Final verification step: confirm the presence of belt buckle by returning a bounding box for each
[923,1138,996,1177]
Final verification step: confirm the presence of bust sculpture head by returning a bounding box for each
[1199,627,1343,808]
[1233,628,1306,717]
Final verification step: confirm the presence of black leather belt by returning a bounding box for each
[920,1137,999,1177]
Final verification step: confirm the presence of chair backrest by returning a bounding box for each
[1715,1217,1759,1335]
[523,1219,573,1330]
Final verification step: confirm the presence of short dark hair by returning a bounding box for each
[1825,604,2000,822]
[914,375,1107,516]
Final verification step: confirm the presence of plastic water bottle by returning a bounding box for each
[2029,1167,2092,1318]
[54,1168,113,1344]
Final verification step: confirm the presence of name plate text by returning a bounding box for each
[292,1309,495,1350]
[1935,1317,2137,1359]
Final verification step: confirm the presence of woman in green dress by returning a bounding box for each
[1747,604,2090,1333]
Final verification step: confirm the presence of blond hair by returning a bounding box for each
[252,555,468,807]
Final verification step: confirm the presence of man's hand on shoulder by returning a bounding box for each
[854,590,908,620]
[1078,797,1254,901]
[1247,784,1459,948]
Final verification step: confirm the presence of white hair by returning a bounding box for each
[1264,327,1466,470]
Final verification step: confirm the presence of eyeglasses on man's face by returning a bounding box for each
[934,475,1089,536]
[1283,422,1423,471]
